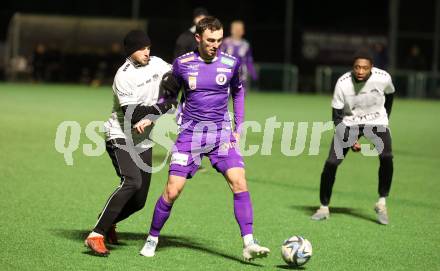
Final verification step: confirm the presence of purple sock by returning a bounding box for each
[233,191,254,236]
[149,196,173,237]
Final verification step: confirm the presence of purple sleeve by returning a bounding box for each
[171,59,182,81]
[245,46,257,81]
[230,59,245,133]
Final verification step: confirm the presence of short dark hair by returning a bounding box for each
[195,16,223,35]
[353,48,374,64]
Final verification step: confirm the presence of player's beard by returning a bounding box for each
[200,46,216,62]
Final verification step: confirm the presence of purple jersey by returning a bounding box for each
[220,37,257,81]
[172,50,245,133]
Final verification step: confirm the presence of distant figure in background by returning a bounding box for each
[174,7,209,58]
[45,45,62,82]
[372,43,388,70]
[221,20,257,87]
[404,45,427,71]
[32,43,47,82]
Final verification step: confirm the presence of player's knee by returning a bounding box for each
[379,152,393,162]
[123,173,143,191]
[134,201,146,211]
[325,158,342,168]
[164,186,181,203]
[231,178,248,193]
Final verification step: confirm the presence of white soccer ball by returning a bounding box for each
[281,235,313,267]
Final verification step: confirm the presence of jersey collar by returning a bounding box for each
[195,49,219,63]
[127,57,144,68]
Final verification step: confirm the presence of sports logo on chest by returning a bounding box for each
[138,73,160,87]
[188,64,199,71]
[215,74,228,85]
[217,67,232,73]
[188,76,197,90]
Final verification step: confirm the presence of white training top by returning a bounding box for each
[331,67,395,126]
[104,56,171,148]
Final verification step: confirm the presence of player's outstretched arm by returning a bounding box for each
[121,102,177,126]
[121,71,181,125]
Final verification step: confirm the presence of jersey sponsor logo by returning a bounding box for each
[215,74,227,85]
[188,76,197,90]
[180,56,195,63]
[221,57,235,67]
[346,112,381,124]
[217,67,232,73]
[170,152,189,166]
[115,87,133,97]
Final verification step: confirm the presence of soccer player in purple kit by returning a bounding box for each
[140,17,270,261]
[220,20,257,87]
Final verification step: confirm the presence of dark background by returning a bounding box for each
[0,0,436,92]
[1,0,433,63]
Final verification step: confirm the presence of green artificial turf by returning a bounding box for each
[0,83,439,270]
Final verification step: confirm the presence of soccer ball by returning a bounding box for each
[281,235,313,267]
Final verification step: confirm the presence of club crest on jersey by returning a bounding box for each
[188,76,197,90]
[215,74,227,85]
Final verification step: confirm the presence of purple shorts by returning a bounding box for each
[169,128,244,179]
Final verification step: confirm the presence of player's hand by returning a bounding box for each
[233,132,240,142]
[134,119,153,134]
[351,141,361,152]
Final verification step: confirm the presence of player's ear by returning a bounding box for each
[195,33,202,43]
